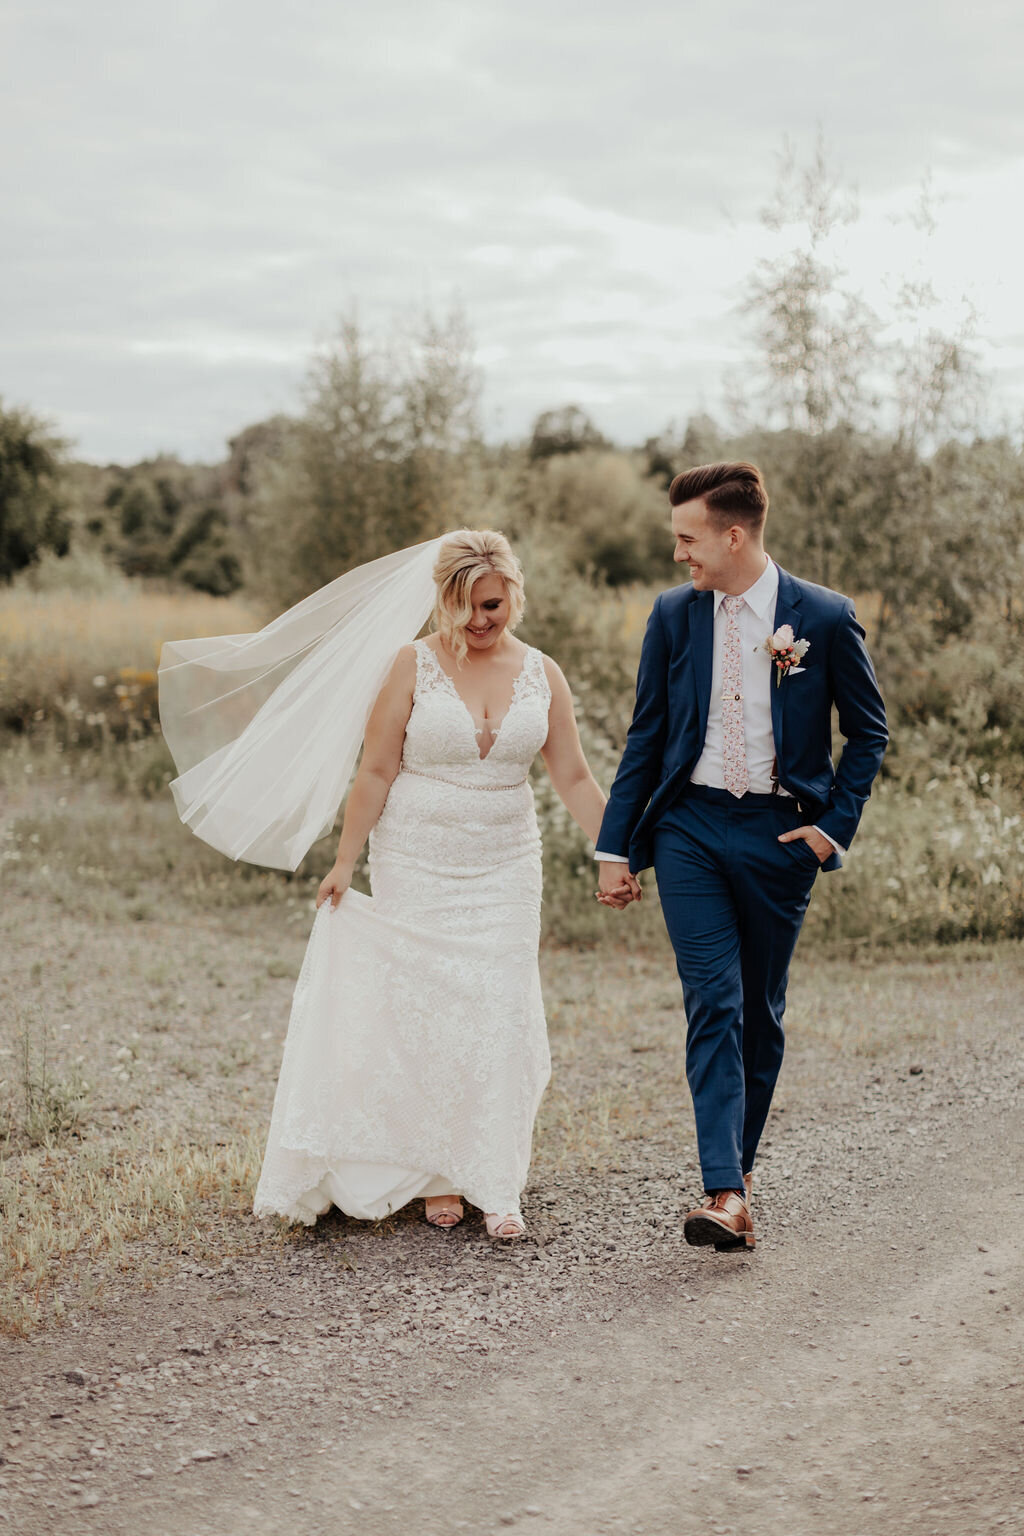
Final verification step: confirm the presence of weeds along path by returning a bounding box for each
[1,778,1023,1534]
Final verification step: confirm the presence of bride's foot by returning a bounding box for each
[425,1195,464,1228]
[485,1211,526,1241]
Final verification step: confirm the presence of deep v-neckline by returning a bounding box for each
[426,643,530,763]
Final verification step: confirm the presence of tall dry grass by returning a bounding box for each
[4,575,1023,947]
[0,587,263,737]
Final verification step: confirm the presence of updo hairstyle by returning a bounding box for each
[431,529,525,664]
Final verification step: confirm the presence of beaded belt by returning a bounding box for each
[402,767,528,792]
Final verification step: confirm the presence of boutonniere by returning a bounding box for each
[759,624,810,686]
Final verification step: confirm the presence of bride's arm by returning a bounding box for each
[539,657,610,847]
[316,645,417,908]
[540,658,641,909]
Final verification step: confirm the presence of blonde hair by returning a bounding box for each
[431,529,526,664]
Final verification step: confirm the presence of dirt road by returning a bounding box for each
[3,947,1022,1536]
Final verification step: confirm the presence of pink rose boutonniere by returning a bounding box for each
[759,624,810,686]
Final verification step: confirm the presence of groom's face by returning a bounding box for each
[671,498,735,591]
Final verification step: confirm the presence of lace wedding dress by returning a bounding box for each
[253,640,553,1224]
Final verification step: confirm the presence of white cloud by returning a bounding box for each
[2,0,1023,459]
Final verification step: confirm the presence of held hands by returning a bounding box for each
[596,860,643,912]
[316,860,354,910]
[777,825,833,863]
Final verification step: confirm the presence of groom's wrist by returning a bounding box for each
[812,825,846,857]
[594,849,629,862]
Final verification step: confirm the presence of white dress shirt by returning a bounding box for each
[690,556,781,795]
[595,557,844,861]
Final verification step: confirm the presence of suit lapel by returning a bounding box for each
[690,590,714,747]
[770,566,804,762]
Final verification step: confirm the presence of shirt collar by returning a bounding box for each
[712,557,778,623]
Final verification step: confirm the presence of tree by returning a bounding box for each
[0,402,70,582]
[644,414,726,487]
[170,504,243,595]
[741,135,878,436]
[244,307,482,605]
[99,456,243,592]
[736,137,996,653]
[528,405,611,461]
[516,450,673,587]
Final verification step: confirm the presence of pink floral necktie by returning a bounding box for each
[721,595,749,798]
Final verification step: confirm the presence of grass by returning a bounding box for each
[0,586,263,737]
[0,1133,267,1335]
[5,579,1024,947]
[8,1005,90,1147]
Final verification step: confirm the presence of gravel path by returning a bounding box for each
[3,959,1022,1536]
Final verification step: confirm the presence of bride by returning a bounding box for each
[160,528,625,1241]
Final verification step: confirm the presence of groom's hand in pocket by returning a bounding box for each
[597,860,642,910]
[777,826,832,863]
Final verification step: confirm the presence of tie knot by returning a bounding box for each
[722,595,744,616]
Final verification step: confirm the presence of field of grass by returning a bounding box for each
[0,586,264,738]
[4,582,1024,945]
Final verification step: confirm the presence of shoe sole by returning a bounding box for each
[684,1213,756,1251]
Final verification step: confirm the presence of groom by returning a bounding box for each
[596,462,887,1250]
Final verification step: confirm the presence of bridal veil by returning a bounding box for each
[158,536,444,870]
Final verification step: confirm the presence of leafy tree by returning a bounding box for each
[735,137,1000,675]
[643,414,726,488]
[98,456,243,592]
[244,307,482,606]
[929,436,1024,634]
[742,134,877,436]
[528,405,611,461]
[887,176,986,450]
[512,451,673,587]
[170,504,243,595]
[224,416,296,498]
[0,402,70,582]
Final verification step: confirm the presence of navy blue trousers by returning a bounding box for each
[653,787,820,1193]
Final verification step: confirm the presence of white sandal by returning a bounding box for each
[485,1211,526,1241]
[425,1196,464,1228]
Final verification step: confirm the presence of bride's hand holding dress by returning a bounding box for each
[314,645,418,912]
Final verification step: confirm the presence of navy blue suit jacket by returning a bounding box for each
[597,567,888,875]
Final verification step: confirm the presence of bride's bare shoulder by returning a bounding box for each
[540,652,571,694]
[381,644,418,693]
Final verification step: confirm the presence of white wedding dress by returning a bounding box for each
[253,640,553,1224]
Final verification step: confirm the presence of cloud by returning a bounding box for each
[2,0,1023,459]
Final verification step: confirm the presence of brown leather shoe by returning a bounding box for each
[684,1189,755,1251]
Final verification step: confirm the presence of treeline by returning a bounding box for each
[4,362,1024,786]
[7,382,1024,638]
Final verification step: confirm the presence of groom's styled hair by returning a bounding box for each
[669,462,769,533]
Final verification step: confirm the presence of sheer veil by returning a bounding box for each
[158,536,445,871]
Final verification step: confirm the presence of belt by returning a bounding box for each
[402,767,528,792]
[683,783,801,811]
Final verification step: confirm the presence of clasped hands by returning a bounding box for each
[596,861,643,911]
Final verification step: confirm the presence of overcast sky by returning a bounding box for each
[3,0,1024,463]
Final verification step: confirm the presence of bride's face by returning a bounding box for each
[462,571,511,651]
